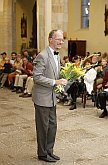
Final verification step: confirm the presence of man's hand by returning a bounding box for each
[55,79,67,86]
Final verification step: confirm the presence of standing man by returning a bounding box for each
[32,30,67,162]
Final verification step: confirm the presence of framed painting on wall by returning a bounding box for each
[104,4,108,36]
[21,13,27,38]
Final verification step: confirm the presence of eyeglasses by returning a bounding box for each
[54,38,64,43]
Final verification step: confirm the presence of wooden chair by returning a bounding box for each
[81,82,87,108]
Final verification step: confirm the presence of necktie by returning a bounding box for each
[54,51,59,55]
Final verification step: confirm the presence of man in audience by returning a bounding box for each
[19,76,33,97]
[13,57,33,93]
[10,52,17,65]
[23,50,33,63]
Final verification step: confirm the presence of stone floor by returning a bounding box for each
[0,88,108,165]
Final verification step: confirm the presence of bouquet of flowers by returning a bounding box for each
[55,63,85,93]
[60,63,85,81]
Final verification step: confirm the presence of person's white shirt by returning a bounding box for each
[10,59,15,65]
[84,68,97,94]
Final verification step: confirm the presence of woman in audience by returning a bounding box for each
[8,55,23,89]
[96,52,108,118]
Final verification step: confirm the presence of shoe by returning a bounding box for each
[0,85,3,88]
[19,93,27,97]
[10,86,14,90]
[38,155,57,162]
[16,89,23,93]
[57,99,60,103]
[64,100,72,106]
[97,105,101,109]
[69,104,76,110]
[99,110,108,118]
[11,89,16,92]
[87,94,92,100]
[22,93,32,98]
[48,153,60,160]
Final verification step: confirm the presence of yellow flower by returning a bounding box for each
[60,63,85,81]
[55,63,85,93]
[55,84,64,93]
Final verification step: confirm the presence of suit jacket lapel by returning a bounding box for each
[57,55,60,75]
[46,47,58,79]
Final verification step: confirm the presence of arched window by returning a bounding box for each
[81,0,90,28]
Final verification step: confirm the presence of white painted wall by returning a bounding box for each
[68,0,108,54]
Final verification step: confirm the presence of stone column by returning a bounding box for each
[0,0,16,55]
[38,0,68,52]
[12,0,16,52]
[44,0,51,47]
[38,0,52,51]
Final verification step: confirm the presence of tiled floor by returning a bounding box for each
[0,88,108,165]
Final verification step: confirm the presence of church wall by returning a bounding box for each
[68,0,108,54]
[1,0,108,57]
[16,0,34,53]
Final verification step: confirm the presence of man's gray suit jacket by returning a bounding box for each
[32,46,60,107]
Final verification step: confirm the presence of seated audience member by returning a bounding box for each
[22,50,33,63]
[86,51,90,57]
[84,67,97,95]
[91,54,99,67]
[65,78,86,110]
[10,52,17,65]
[0,52,7,76]
[0,58,12,88]
[81,52,100,67]
[62,56,70,67]
[72,55,81,67]
[19,76,33,98]
[8,55,23,89]
[0,63,3,77]
[31,50,37,63]
[12,57,33,93]
[64,54,99,110]
[95,53,108,118]
[82,54,100,95]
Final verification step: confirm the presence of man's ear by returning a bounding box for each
[49,38,53,44]
[49,38,52,41]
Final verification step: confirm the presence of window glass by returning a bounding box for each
[81,0,90,28]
